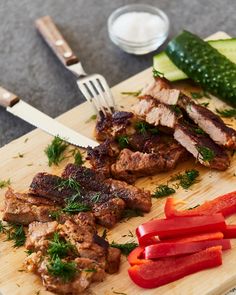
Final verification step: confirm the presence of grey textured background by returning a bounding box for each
[0,0,236,147]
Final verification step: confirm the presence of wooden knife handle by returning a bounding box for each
[35,16,79,66]
[0,87,19,107]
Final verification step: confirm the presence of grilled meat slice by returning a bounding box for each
[179,95,236,149]
[111,144,189,183]
[62,164,152,213]
[24,213,121,294]
[174,122,230,170]
[95,111,136,141]
[143,77,236,149]
[3,188,58,225]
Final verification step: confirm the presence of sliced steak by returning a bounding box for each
[143,77,236,149]
[174,121,230,170]
[3,188,58,225]
[62,164,152,213]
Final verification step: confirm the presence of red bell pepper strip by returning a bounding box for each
[136,213,226,246]
[128,246,222,289]
[165,191,236,218]
[145,239,231,259]
[160,231,224,243]
[128,247,149,266]
[223,224,236,238]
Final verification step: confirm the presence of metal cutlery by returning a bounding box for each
[0,86,98,148]
[35,15,115,115]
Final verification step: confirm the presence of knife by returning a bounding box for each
[0,86,98,148]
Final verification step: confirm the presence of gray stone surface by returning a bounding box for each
[0,0,236,147]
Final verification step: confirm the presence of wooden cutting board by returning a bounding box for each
[0,31,236,295]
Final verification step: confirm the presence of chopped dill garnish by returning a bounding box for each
[121,90,141,97]
[44,136,68,166]
[73,150,84,166]
[199,102,209,107]
[56,178,81,194]
[153,184,176,198]
[197,146,215,162]
[25,249,34,256]
[62,200,90,214]
[91,192,101,203]
[85,114,97,123]
[47,232,76,260]
[84,268,97,273]
[117,135,129,149]
[47,256,77,282]
[135,121,159,135]
[110,241,138,256]
[216,108,236,118]
[170,105,182,115]
[188,204,200,210]
[49,210,62,221]
[153,68,164,78]
[7,224,26,247]
[121,208,144,220]
[191,92,203,99]
[171,169,200,190]
[194,127,205,135]
[0,179,11,189]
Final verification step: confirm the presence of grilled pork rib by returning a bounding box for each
[142,77,236,149]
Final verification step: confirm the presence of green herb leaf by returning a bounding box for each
[25,249,34,256]
[171,169,200,190]
[84,268,97,273]
[110,241,138,256]
[194,127,205,135]
[56,178,81,194]
[62,201,90,214]
[117,135,129,149]
[216,108,236,118]
[190,92,204,99]
[199,102,209,107]
[7,224,26,247]
[112,291,128,295]
[170,105,182,115]
[0,179,11,189]
[49,210,62,221]
[47,232,76,260]
[197,146,215,162]
[45,136,68,166]
[121,208,144,220]
[47,256,77,282]
[121,90,141,97]
[85,114,97,123]
[153,184,176,198]
[153,68,164,78]
[91,192,101,203]
[73,150,84,166]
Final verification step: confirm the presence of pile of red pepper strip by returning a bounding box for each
[128,190,236,289]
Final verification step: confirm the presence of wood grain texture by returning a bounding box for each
[35,16,79,66]
[0,32,236,295]
[0,86,19,107]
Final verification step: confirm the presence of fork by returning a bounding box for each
[35,16,115,115]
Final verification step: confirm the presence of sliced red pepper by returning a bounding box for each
[136,213,226,246]
[160,231,224,243]
[128,246,222,289]
[165,191,236,218]
[145,239,231,259]
[127,247,149,266]
[223,224,236,238]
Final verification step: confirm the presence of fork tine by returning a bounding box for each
[92,79,113,114]
[86,80,107,115]
[98,75,116,109]
[79,82,100,114]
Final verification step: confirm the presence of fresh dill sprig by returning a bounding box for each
[153,184,176,198]
[44,136,68,166]
[47,232,76,260]
[91,192,101,203]
[47,256,77,282]
[216,108,236,118]
[73,150,84,166]
[170,105,182,115]
[171,169,200,190]
[117,135,129,149]
[56,178,81,194]
[62,200,90,214]
[110,241,138,256]
[197,146,215,162]
[25,249,34,256]
[49,210,62,221]
[85,114,97,123]
[0,179,11,189]
[153,68,164,78]
[199,102,209,107]
[121,208,144,220]
[121,90,141,97]
[194,127,206,135]
[7,224,26,247]
[135,121,159,135]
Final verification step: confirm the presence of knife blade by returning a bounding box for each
[0,86,98,148]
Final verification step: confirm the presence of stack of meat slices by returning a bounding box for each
[2,164,151,294]
[88,77,236,183]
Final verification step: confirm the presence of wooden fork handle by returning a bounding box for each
[35,16,79,66]
[0,86,19,107]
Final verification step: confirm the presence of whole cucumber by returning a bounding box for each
[165,30,236,106]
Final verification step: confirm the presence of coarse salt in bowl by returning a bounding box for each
[108,4,169,55]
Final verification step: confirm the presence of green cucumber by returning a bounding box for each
[154,38,236,82]
[164,31,236,106]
